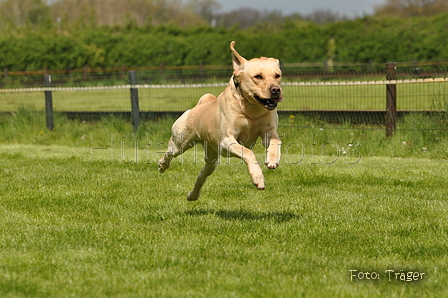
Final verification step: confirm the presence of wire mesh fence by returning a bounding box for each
[2,81,446,111]
[1,61,447,132]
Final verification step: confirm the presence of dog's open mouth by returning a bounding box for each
[254,95,283,110]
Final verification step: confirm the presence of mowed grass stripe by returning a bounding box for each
[0,144,447,297]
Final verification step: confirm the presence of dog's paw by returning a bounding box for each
[187,191,199,201]
[249,168,265,190]
[253,182,265,190]
[158,162,170,173]
[265,161,279,169]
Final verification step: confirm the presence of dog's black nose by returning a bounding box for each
[270,85,281,95]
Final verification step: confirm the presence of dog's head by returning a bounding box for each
[230,41,283,111]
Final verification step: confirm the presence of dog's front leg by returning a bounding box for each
[265,138,281,169]
[262,132,282,169]
[221,137,265,190]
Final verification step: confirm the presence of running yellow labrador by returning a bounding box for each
[158,41,283,201]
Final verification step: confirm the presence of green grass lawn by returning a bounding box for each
[1,81,447,112]
[1,142,447,297]
[0,111,447,297]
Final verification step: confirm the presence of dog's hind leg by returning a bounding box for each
[158,136,177,173]
[158,135,196,173]
[158,111,196,173]
[187,146,218,201]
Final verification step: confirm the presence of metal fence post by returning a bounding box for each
[386,62,397,137]
[44,75,54,131]
[129,70,140,132]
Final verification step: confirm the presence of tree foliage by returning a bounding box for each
[374,0,448,17]
[0,0,344,31]
[0,0,447,71]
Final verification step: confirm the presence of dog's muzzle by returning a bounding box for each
[254,96,282,110]
[254,85,283,110]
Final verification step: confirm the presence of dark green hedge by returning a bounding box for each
[1,13,447,71]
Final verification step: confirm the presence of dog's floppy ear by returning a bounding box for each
[230,41,247,75]
[273,58,281,68]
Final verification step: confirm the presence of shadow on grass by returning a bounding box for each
[186,208,299,223]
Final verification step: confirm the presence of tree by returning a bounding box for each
[305,9,347,25]
[375,0,448,17]
[216,7,283,29]
[47,0,207,28]
[0,0,50,29]
[187,0,221,24]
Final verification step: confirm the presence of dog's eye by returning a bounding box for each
[254,75,263,80]
[275,74,281,79]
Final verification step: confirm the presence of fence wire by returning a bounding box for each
[0,62,447,130]
[1,79,446,111]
